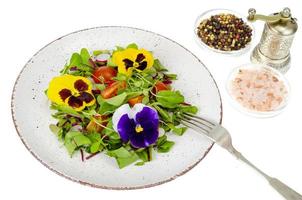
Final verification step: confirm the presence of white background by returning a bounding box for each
[1,0,301,199]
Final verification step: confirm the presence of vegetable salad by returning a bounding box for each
[46,43,198,168]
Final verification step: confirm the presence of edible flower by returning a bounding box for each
[112,103,159,148]
[112,47,154,76]
[47,74,95,111]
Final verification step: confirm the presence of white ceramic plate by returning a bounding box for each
[12,26,222,189]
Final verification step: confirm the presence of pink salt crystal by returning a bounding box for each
[230,67,288,112]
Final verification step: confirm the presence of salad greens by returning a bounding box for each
[46,43,198,168]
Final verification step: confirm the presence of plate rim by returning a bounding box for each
[11,26,223,190]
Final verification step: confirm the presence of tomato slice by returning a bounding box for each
[128,95,144,107]
[92,66,117,84]
[101,81,127,99]
[153,81,170,93]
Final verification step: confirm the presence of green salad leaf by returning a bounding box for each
[156,135,175,153]
[64,131,91,155]
[153,59,167,72]
[107,147,139,169]
[164,73,177,80]
[126,43,138,49]
[80,48,91,66]
[168,124,187,136]
[50,104,82,118]
[126,91,143,100]
[156,90,184,108]
[90,142,102,153]
[97,96,118,115]
[116,46,125,51]
[95,83,106,91]
[69,53,82,67]
[75,64,92,72]
[179,105,198,114]
[115,73,128,81]
[107,57,116,67]
[60,48,93,75]
[93,50,110,56]
[86,133,104,153]
[153,105,172,122]
[103,120,120,140]
[49,124,60,135]
[105,92,127,107]
[136,149,149,162]
[157,140,175,153]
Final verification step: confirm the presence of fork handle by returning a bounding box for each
[269,178,302,200]
[228,147,302,200]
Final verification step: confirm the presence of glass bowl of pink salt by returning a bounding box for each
[226,64,290,117]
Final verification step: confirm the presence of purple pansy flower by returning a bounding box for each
[112,103,159,148]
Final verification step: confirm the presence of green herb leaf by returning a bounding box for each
[157,140,175,153]
[105,92,127,107]
[90,141,102,153]
[106,139,123,150]
[179,105,198,114]
[95,84,106,91]
[103,120,120,140]
[60,63,70,74]
[168,124,187,136]
[82,109,97,118]
[156,135,175,153]
[142,96,149,104]
[64,131,91,155]
[153,59,167,72]
[93,50,110,56]
[142,68,157,75]
[126,43,138,49]
[97,96,117,115]
[142,89,150,96]
[73,134,91,147]
[107,147,139,168]
[135,161,145,166]
[153,105,172,122]
[76,64,93,72]
[80,48,91,65]
[49,124,60,135]
[156,135,167,146]
[65,131,91,146]
[69,53,82,67]
[159,122,171,133]
[136,149,149,162]
[116,46,125,51]
[86,132,101,142]
[107,57,116,67]
[126,91,143,100]
[86,133,104,153]
[64,140,77,155]
[156,90,184,108]
[115,73,128,81]
[50,104,82,118]
[164,73,177,80]
[134,80,143,87]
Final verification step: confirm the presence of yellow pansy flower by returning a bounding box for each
[112,47,154,76]
[47,74,95,111]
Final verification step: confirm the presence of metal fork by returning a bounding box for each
[178,112,302,200]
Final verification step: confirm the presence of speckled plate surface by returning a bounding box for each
[11,26,222,189]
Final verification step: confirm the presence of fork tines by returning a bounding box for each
[178,113,215,135]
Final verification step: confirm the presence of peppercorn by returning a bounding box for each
[197,13,253,51]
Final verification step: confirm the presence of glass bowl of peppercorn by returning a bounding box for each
[194,9,254,55]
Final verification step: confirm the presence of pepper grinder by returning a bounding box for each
[248,8,298,73]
